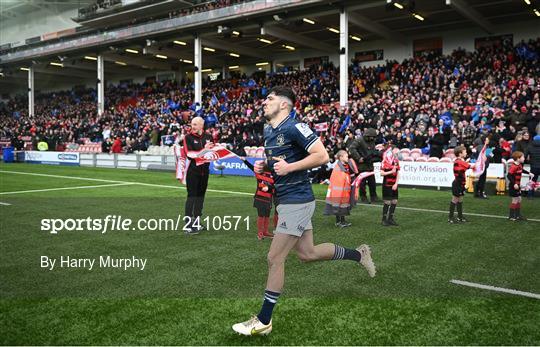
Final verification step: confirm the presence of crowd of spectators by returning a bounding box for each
[77,0,250,22]
[1,38,539,165]
[168,0,249,19]
[78,0,123,18]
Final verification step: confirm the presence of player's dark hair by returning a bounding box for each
[268,86,296,106]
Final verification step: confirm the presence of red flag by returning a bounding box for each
[188,146,238,166]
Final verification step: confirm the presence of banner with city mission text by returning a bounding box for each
[373,161,454,187]
[211,158,456,187]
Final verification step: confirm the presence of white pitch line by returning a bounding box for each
[451,279,540,300]
[340,202,540,222]
[0,170,252,196]
[0,183,133,195]
[0,202,11,206]
[0,170,130,184]
[0,169,538,221]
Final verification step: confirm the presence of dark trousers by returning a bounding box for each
[475,169,487,195]
[529,167,540,198]
[185,172,209,226]
[532,168,540,183]
[360,173,377,199]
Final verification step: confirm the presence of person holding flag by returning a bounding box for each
[507,151,533,221]
[180,116,214,234]
[449,145,477,224]
[473,136,491,199]
[175,126,239,235]
[348,128,381,203]
[380,144,400,226]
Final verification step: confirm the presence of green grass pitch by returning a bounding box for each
[0,162,539,345]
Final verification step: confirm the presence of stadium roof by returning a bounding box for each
[0,0,537,90]
[0,0,93,21]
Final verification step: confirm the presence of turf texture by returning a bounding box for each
[0,163,539,345]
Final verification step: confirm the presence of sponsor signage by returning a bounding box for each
[374,161,454,187]
[25,151,80,166]
[354,49,384,62]
[209,157,257,177]
[304,56,329,68]
[475,34,513,50]
[210,159,510,188]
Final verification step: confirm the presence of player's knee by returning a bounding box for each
[266,253,285,267]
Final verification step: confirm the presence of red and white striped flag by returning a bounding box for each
[314,122,328,132]
[527,181,540,191]
[351,171,375,188]
[173,143,189,185]
[351,171,375,201]
[474,144,487,176]
[188,146,238,166]
[381,148,394,170]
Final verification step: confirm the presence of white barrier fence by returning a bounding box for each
[17,152,531,189]
[79,153,176,169]
[25,151,80,166]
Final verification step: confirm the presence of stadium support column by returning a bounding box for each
[339,8,349,108]
[194,35,202,104]
[97,55,105,116]
[28,67,34,117]
[222,65,229,80]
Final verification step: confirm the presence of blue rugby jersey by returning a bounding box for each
[264,116,319,204]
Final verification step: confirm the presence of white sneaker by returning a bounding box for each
[357,244,376,277]
[232,315,272,336]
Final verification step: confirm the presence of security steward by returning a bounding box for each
[348,128,381,203]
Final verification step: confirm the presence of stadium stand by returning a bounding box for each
[0,1,538,165]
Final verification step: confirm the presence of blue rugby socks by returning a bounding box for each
[257,290,281,325]
[332,245,361,262]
